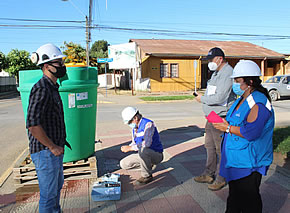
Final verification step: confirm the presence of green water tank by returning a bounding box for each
[18,66,99,162]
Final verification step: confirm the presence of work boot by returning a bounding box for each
[135,175,153,185]
[208,181,227,191]
[194,175,214,184]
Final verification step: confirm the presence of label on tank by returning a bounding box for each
[68,93,76,108]
[76,92,88,101]
[77,104,93,109]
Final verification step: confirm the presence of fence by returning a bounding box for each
[0,76,17,93]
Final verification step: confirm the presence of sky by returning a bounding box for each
[1,0,290,55]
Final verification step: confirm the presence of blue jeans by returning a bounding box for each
[31,149,64,213]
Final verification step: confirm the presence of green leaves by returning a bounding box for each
[5,49,38,79]
[62,41,86,63]
[0,51,7,70]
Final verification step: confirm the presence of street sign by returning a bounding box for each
[97,58,113,63]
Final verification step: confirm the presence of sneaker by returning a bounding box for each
[194,175,214,184]
[135,175,153,185]
[208,181,227,191]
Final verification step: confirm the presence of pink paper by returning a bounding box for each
[206,111,224,123]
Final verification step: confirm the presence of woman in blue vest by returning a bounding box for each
[213,60,274,213]
[120,107,164,185]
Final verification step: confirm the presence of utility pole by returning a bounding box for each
[86,0,93,67]
[85,16,89,67]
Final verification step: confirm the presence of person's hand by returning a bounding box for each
[212,119,229,132]
[49,144,64,156]
[195,93,202,103]
[121,145,132,153]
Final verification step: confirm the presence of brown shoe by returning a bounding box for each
[135,175,153,185]
[208,181,227,191]
[194,175,214,184]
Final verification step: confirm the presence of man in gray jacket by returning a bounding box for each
[195,47,236,191]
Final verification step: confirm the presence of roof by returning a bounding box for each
[129,39,285,59]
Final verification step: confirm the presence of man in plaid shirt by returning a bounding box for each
[27,43,70,213]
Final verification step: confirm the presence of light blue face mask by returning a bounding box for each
[232,82,245,96]
[129,123,137,129]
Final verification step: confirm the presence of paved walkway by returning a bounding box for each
[1,125,290,212]
[1,91,290,212]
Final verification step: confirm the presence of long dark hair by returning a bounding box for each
[243,76,271,102]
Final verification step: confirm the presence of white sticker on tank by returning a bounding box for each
[68,93,75,108]
[77,104,93,109]
[76,92,88,101]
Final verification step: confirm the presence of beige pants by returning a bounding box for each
[204,121,225,183]
[120,147,163,178]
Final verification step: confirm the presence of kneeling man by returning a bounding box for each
[120,107,164,185]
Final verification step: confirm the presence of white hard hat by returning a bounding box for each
[30,43,66,66]
[122,107,138,124]
[231,60,262,78]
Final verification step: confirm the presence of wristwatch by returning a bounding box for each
[226,125,231,134]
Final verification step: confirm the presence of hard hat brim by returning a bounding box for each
[231,73,262,78]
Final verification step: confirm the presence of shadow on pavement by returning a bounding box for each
[93,125,207,212]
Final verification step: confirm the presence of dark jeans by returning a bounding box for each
[226,172,262,213]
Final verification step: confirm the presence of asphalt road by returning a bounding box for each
[0,95,27,179]
[1,93,290,194]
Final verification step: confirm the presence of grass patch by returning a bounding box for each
[273,126,290,155]
[140,95,195,101]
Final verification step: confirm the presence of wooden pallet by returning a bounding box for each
[13,155,97,187]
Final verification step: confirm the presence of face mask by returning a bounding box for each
[232,83,245,96]
[48,64,67,78]
[129,123,137,129]
[208,62,218,71]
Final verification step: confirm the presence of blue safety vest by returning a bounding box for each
[133,118,163,153]
[225,91,274,168]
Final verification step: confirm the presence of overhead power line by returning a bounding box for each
[0,24,85,29]
[94,25,290,40]
[1,21,290,41]
[0,17,84,23]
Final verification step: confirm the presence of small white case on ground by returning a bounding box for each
[91,173,121,201]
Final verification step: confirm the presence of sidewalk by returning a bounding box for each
[2,125,290,212]
[1,92,290,212]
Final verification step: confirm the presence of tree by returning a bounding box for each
[62,41,86,64]
[0,51,7,71]
[90,40,109,73]
[5,49,38,81]
[90,40,108,58]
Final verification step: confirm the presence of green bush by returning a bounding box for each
[273,126,290,155]
[140,95,194,101]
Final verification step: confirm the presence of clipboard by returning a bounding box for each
[206,111,224,123]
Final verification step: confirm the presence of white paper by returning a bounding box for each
[207,85,217,95]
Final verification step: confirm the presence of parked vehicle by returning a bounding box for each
[262,74,290,101]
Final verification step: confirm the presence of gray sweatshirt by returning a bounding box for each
[201,63,236,117]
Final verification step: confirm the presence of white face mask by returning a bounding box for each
[208,62,218,71]
[129,123,137,129]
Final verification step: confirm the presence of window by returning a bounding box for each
[266,76,281,83]
[160,63,179,78]
[170,64,179,78]
[160,64,169,78]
